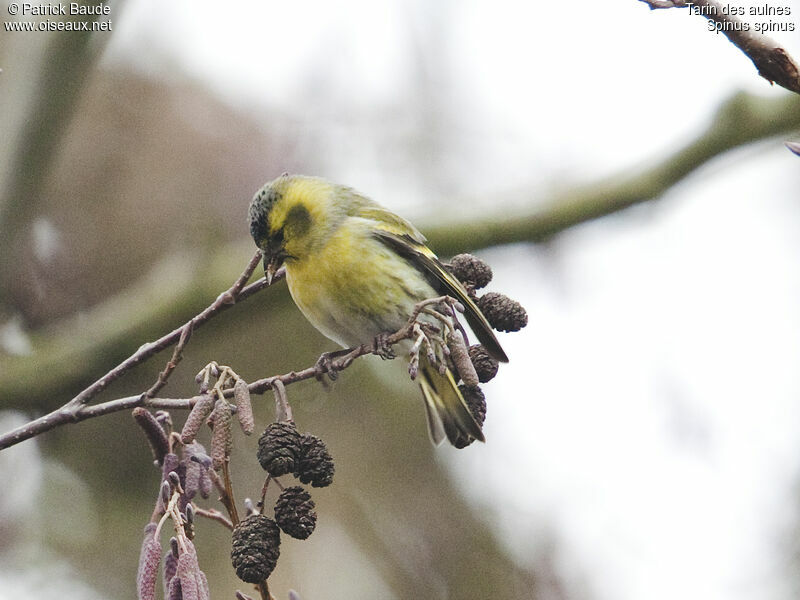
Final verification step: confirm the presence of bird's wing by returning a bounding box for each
[355,204,428,244]
[371,228,509,363]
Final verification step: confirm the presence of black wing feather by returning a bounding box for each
[374,230,508,362]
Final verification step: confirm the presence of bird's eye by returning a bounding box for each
[270,227,285,246]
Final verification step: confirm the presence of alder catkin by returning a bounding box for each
[180,395,215,444]
[132,407,170,466]
[209,399,233,471]
[136,523,161,600]
[234,379,255,435]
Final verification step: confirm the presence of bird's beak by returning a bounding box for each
[263,251,285,285]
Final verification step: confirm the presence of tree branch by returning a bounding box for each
[0,13,111,305]
[0,292,460,450]
[66,250,269,410]
[1,92,797,404]
[0,243,268,401]
[638,0,800,94]
[0,251,273,449]
[193,506,234,531]
[426,91,800,255]
[143,319,194,400]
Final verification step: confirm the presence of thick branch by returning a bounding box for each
[1,92,797,403]
[0,13,111,304]
[639,0,800,94]
[426,91,800,255]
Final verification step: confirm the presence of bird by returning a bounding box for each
[248,174,507,447]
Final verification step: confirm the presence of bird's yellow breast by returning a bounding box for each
[285,218,433,348]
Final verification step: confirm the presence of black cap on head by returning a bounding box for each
[248,184,283,246]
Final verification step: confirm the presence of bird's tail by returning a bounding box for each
[418,357,485,447]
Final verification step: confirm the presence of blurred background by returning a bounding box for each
[1,0,800,598]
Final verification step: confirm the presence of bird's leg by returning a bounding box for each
[435,336,452,375]
[372,332,395,360]
[407,322,443,380]
[314,348,353,381]
[407,324,428,380]
[409,296,463,344]
[421,329,438,366]
[420,307,456,343]
[404,296,468,381]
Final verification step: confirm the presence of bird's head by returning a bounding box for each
[249,174,339,283]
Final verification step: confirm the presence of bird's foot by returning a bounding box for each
[372,332,395,360]
[407,323,442,380]
[314,348,351,381]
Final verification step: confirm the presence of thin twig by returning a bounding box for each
[258,476,272,513]
[640,0,684,7]
[257,581,272,600]
[193,506,234,531]
[221,460,240,527]
[65,250,268,410]
[144,320,194,399]
[638,0,800,94]
[205,465,238,527]
[0,294,458,451]
[0,252,277,451]
[271,379,292,422]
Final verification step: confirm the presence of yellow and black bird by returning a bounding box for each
[248,174,507,446]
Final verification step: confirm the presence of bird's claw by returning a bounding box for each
[314,351,340,381]
[373,333,395,360]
